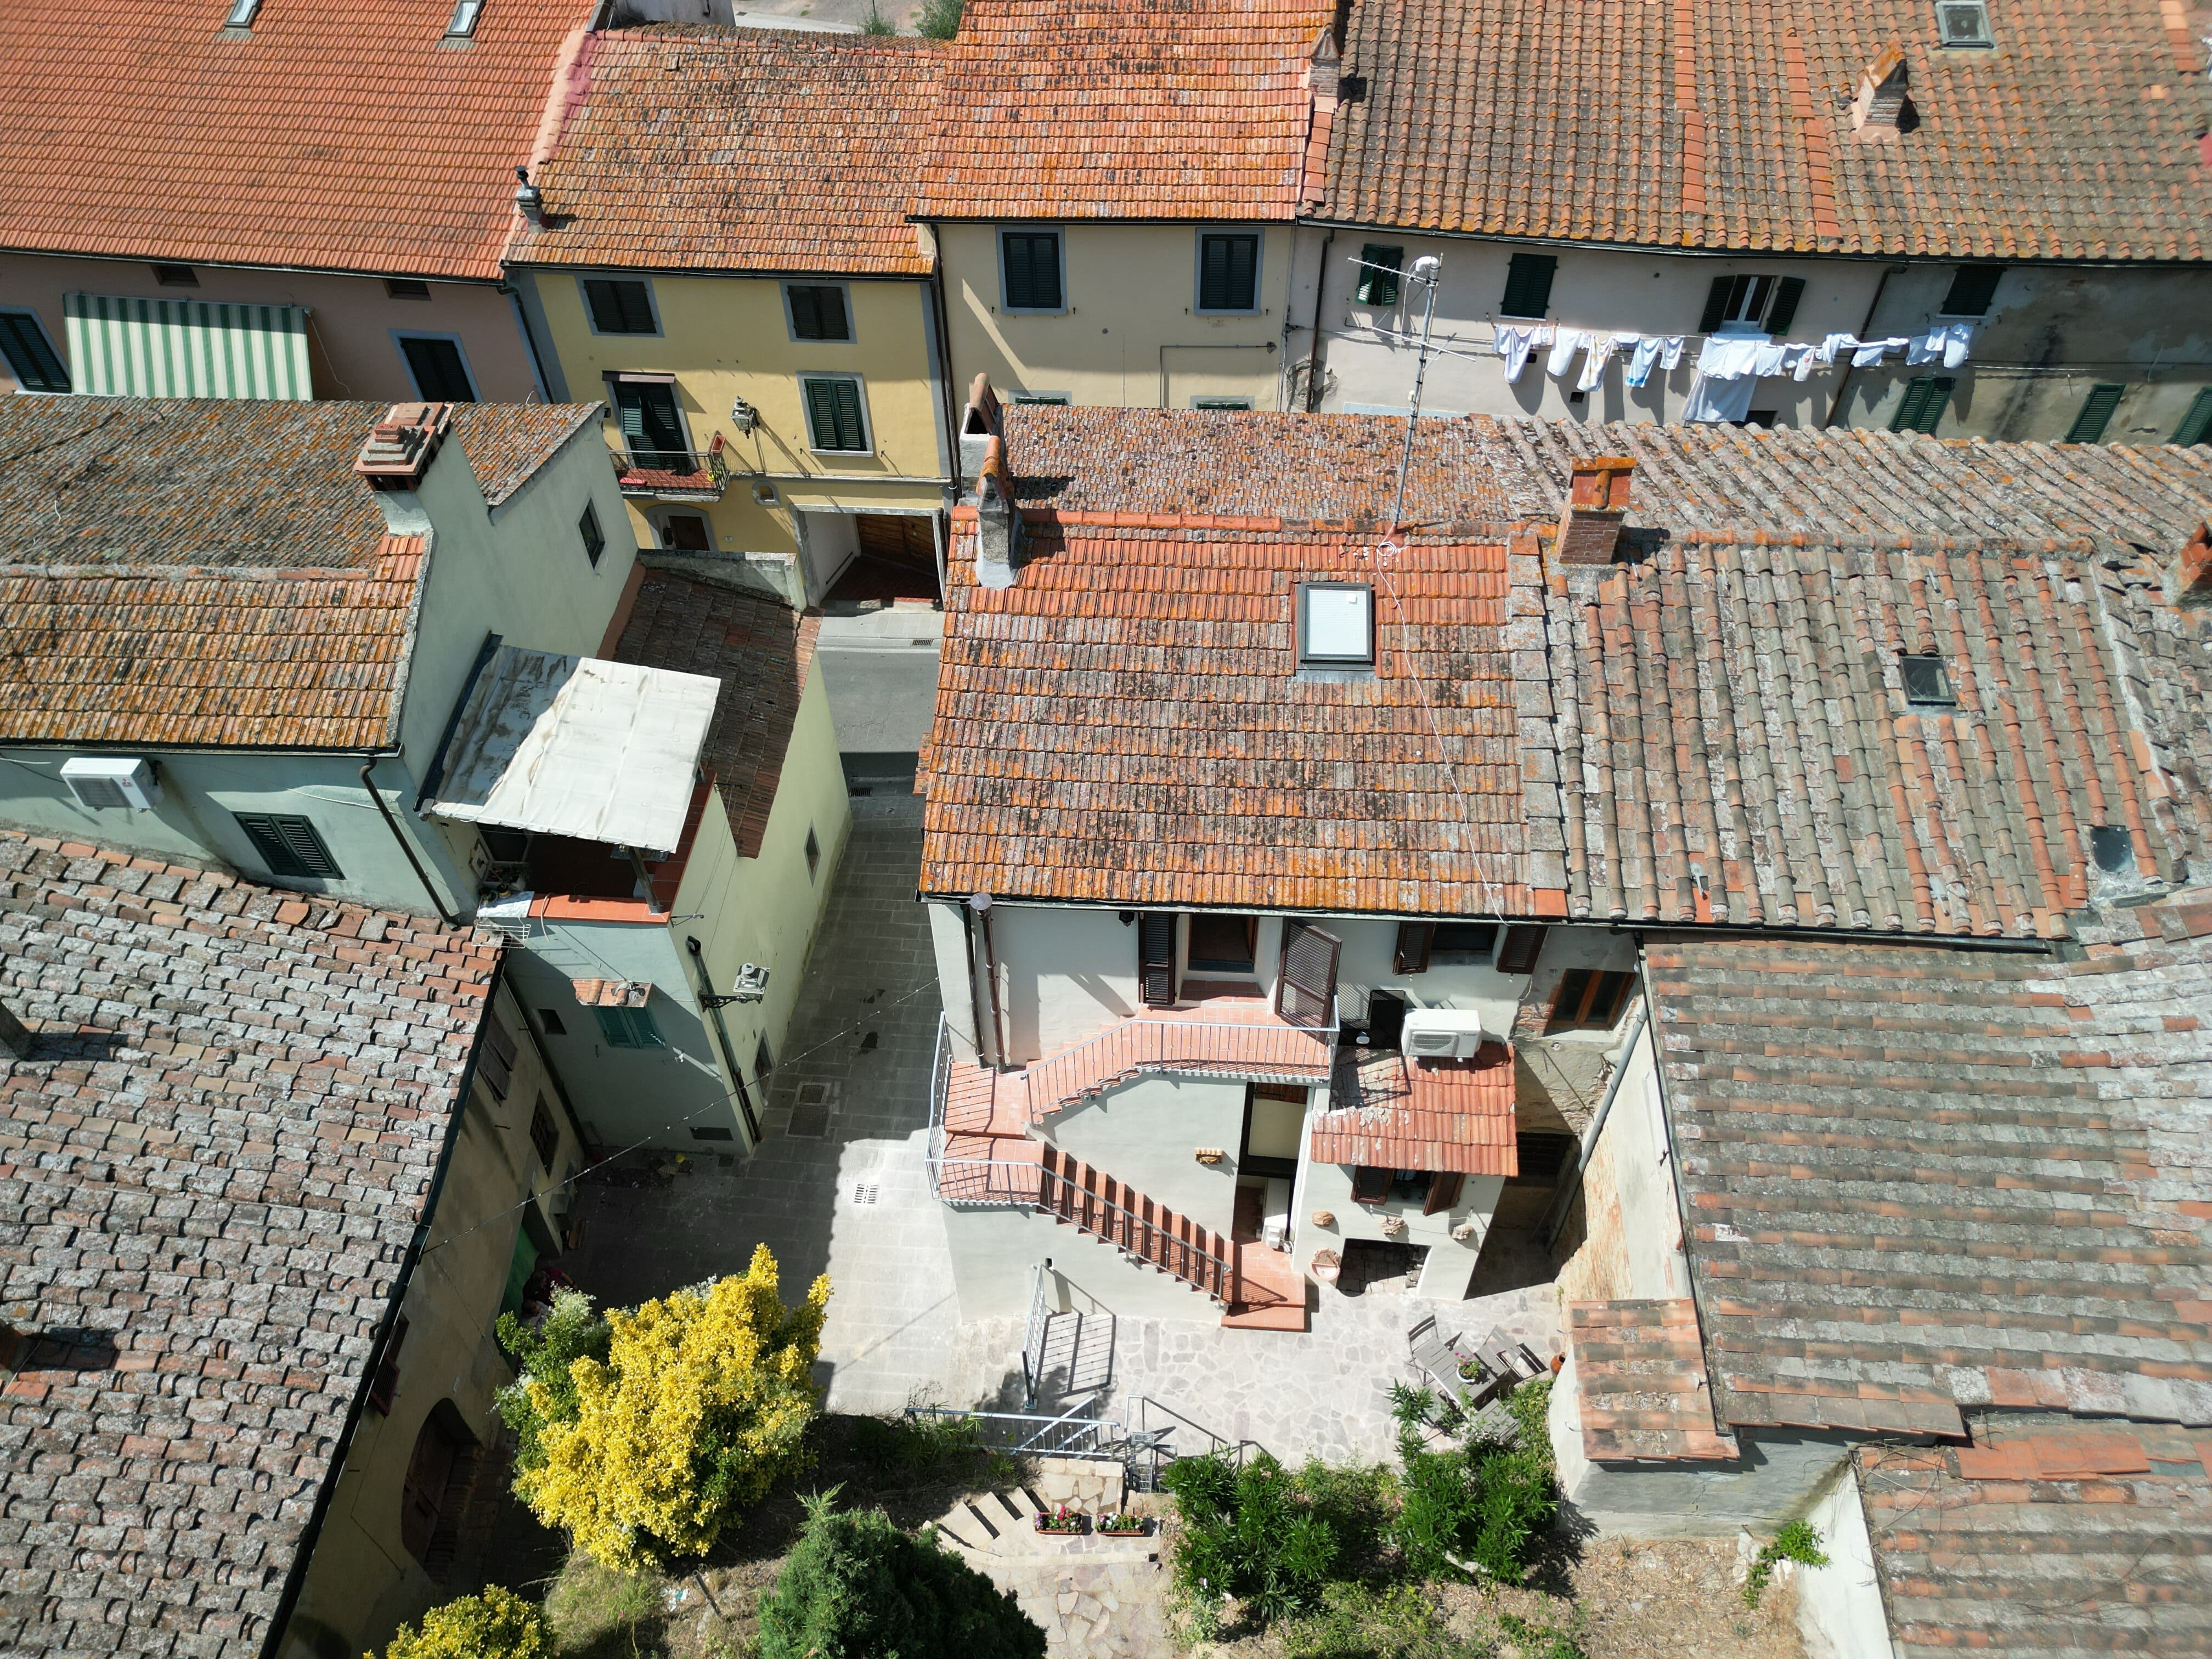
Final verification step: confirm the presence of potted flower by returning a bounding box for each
[1034,1504,1087,1535]
[1095,1511,1150,1536]
[1458,1356,1488,1383]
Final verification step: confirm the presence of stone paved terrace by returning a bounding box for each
[563,788,1561,1460]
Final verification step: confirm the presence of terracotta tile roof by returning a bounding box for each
[505,28,941,275]
[0,0,597,281]
[920,517,1533,912]
[912,0,1335,221]
[0,832,498,1658]
[1310,1046,1518,1173]
[610,573,820,860]
[1319,0,2212,261]
[0,398,601,750]
[1646,891,2212,1441]
[1567,1299,1739,1462]
[1857,1416,2212,1658]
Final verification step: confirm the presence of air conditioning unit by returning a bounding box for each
[59,756,161,812]
[1401,1007,1488,1059]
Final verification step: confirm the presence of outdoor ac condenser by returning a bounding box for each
[1401,1008,1487,1059]
[59,756,161,812]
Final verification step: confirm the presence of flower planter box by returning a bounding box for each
[1034,1513,1089,1536]
[1094,1515,1151,1537]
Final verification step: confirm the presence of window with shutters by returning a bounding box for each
[0,311,69,392]
[478,1014,517,1102]
[1697,274,1803,335]
[1496,925,1546,975]
[397,335,477,402]
[1889,375,1955,435]
[399,1403,477,1576]
[785,283,852,342]
[2174,388,2212,447]
[1138,912,1178,1008]
[1188,913,1258,975]
[529,1097,558,1169]
[1192,396,1254,411]
[1546,968,1635,1033]
[1393,922,1434,974]
[1391,922,1502,978]
[801,375,871,452]
[233,812,342,881]
[1276,921,1342,1029]
[580,277,659,335]
[1424,1171,1465,1216]
[2065,383,2126,444]
[1350,1165,1392,1204]
[594,1005,661,1048]
[1356,244,1403,307]
[608,375,692,470]
[578,501,605,568]
[1498,252,1557,319]
[1939,265,2005,317]
[1000,230,1065,311]
[1197,232,1261,312]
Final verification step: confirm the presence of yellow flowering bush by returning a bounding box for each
[376,1586,547,1659]
[512,1244,831,1570]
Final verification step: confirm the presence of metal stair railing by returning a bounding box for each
[904,1397,1122,1462]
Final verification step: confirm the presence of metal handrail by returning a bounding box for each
[1020,1009,1339,1121]
[905,1401,1123,1460]
[1037,1153,1235,1303]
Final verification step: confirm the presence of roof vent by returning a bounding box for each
[1934,0,1994,48]
[1849,44,1913,142]
[355,403,454,489]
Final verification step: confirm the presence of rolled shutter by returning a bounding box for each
[1276,922,1342,1029]
[1697,277,1732,335]
[1763,276,1805,335]
[1393,921,1434,975]
[1138,913,1178,1008]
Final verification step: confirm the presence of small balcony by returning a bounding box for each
[614,432,730,502]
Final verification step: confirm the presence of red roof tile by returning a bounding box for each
[0,0,596,280]
[1568,1299,1740,1462]
[1310,1045,1519,1174]
[505,29,941,276]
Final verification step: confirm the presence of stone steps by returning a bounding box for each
[929,1460,1158,1565]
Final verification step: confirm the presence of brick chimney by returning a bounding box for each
[974,435,1022,590]
[1849,44,1910,143]
[958,371,1004,492]
[2169,523,2212,611]
[1556,455,1636,566]
[354,402,454,490]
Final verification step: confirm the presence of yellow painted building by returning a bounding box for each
[505,27,953,607]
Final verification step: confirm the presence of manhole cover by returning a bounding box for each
[787,1079,836,1139]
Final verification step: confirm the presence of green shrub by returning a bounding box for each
[1743,1519,1829,1606]
[1161,1452,1358,1630]
[1277,1582,1477,1659]
[378,1587,548,1659]
[757,1491,1046,1659]
[849,1410,1003,1488]
[494,1288,611,1477]
[860,1,894,30]
[912,0,962,36]
[1391,1379,1559,1583]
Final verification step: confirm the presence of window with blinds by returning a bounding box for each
[2175,388,2212,448]
[580,278,658,335]
[1000,230,1064,311]
[1198,233,1260,312]
[786,284,851,341]
[2065,383,2126,444]
[1356,244,1403,307]
[1499,252,1558,319]
[802,376,870,452]
[233,811,342,881]
[0,310,69,392]
[478,1015,517,1101]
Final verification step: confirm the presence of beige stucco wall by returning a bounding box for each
[0,251,541,402]
[1554,1012,1691,1307]
[280,979,586,1659]
[935,222,1296,410]
[1296,1153,1504,1302]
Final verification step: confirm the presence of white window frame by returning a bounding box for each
[391,330,479,402]
[997,227,1068,314]
[798,373,873,455]
[575,274,663,338]
[781,281,855,344]
[1715,274,1776,335]
[1193,228,1264,317]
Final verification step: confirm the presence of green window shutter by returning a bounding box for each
[788,285,850,341]
[2066,382,2125,444]
[235,812,342,880]
[2174,387,2212,447]
[1199,234,1258,311]
[1763,276,1805,335]
[1889,375,1955,435]
[1940,264,2005,317]
[1002,232,1062,309]
[612,380,687,465]
[805,379,866,450]
[584,279,656,334]
[1697,276,1733,334]
[612,381,648,441]
[0,311,69,391]
[1499,252,1557,319]
[1355,245,1403,306]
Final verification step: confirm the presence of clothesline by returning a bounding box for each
[1491,321,1976,392]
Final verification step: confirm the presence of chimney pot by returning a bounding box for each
[1557,455,1636,565]
[959,374,1006,501]
[1849,44,1910,142]
[2168,523,2212,611]
[354,402,454,490]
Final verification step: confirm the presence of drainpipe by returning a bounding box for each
[362,758,466,928]
[685,934,763,1147]
[1823,261,1908,428]
[1302,226,1336,412]
[1539,996,1648,1250]
[968,891,1006,1068]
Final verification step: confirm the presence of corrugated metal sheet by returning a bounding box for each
[423,645,718,854]
[64,292,312,399]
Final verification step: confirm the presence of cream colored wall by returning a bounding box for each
[521,267,949,572]
[1044,1073,1249,1237]
[1296,1152,1502,1302]
[1555,1014,1692,1307]
[0,250,540,401]
[936,223,1295,409]
[283,980,585,1659]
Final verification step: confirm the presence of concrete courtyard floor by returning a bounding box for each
[563,788,1562,1468]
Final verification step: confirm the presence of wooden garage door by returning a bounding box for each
[854,513,935,567]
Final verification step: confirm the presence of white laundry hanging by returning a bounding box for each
[1786,343,1818,382]
[1576,334,1628,392]
[1494,324,1538,383]
[1547,328,1590,377]
[1684,371,1758,424]
[1658,336,1686,371]
[1816,332,1857,366]
[1940,321,1974,368]
[1625,336,1664,387]
[1852,336,1909,367]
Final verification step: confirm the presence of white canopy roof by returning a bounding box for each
[422,646,718,855]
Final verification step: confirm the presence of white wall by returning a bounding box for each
[1297,1154,1502,1301]
[1797,1465,1897,1659]
[1045,1073,1248,1236]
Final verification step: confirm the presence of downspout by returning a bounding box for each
[256,953,503,1659]
[1302,226,1336,412]
[363,758,466,929]
[1539,995,1648,1250]
[1822,261,1907,428]
[966,893,1006,1068]
[499,280,556,404]
[685,935,764,1147]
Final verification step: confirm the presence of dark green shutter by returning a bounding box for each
[1356,244,1403,306]
[1002,232,1062,309]
[788,285,850,341]
[612,380,687,465]
[235,812,342,880]
[1199,234,1258,310]
[613,381,647,441]
[1763,276,1805,335]
[1697,276,1733,334]
[0,311,69,392]
[2174,388,2212,447]
[584,279,656,334]
[2066,383,2125,443]
[1940,265,2005,317]
[806,379,866,450]
[1499,252,1557,318]
[1889,376,1955,435]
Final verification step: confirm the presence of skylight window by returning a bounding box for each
[445,0,485,36]
[1299,582,1375,670]
[1935,0,1994,48]
[223,0,262,26]
[1899,653,1955,707]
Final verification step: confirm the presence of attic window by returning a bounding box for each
[2090,825,2134,873]
[152,264,199,288]
[1899,653,1955,707]
[445,0,485,36]
[222,0,261,26]
[1935,0,1993,47]
[1297,582,1374,669]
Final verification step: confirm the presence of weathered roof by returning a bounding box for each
[0,398,601,750]
[1318,0,2212,262]
[0,832,498,1658]
[921,517,1533,912]
[912,0,1334,222]
[505,29,941,275]
[1646,889,2212,1441]
[609,573,822,862]
[0,0,596,281]
[1312,1047,1519,1174]
[1857,1415,2212,1658]
[1567,1299,1740,1462]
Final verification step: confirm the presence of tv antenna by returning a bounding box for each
[1389,254,1443,535]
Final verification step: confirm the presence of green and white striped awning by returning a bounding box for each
[64,292,313,399]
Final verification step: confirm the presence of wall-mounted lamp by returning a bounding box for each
[730,396,759,435]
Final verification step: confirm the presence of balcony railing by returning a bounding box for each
[1019,1007,1337,1121]
[612,433,730,499]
